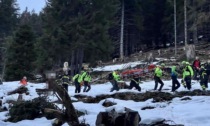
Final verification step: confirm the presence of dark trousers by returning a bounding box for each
[200,75,208,90]
[62,84,68,92]
[184,76,191,90]
[129,81,141,91]
[83,81,91,92]
[171,77,180,92]
[110,80,119,92]
[154,76,164,91]
[207,71,210,83]
[193,68,199,80]
[75,81,81,93]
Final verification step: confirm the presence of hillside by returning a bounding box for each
[92,42,210,83]
[103,42,210,67]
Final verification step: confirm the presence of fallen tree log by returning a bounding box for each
[44,108,65,120]
[44,78,79,126]
[7,86,28,95]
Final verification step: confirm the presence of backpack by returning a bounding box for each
[108,73,114,80]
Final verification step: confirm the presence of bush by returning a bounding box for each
[7,97,59,122]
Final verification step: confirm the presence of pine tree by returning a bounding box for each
[82,0,120,62]
[5,25,36,81]
[36,0,119,74]
[0,0,18,38]
[19,9,43,37]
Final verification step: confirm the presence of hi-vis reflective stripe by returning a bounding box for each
[201,85,206,90]
[131,79,139,84]
[181,82,186,86]
[202,72,207,77]
[63,76,69,79]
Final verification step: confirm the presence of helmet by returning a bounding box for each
[161,63,165,66]
[185,62,190,65]
[181,61,186,64]
[196,56,199,60]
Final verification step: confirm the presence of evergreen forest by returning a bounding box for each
[1,0,210,81]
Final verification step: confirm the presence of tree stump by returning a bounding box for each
[95,108,141,126]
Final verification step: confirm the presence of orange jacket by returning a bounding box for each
[20,79,27,85]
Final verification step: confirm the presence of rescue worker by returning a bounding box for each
[181,61,194,90]
[83,72,91,92]
[78,67,87,87]
[72,73,80,93]
[154,63,165,91]
[204,60,210,84]
[129,75,141,92]
[192,56,201,80]
[110,70,120,92]
[171,66,180,92]
[19,76,27,86]
[199,65,208,90]
[61,73,71,92]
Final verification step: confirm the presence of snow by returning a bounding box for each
[0,63,210,126]
[93,61,146,71]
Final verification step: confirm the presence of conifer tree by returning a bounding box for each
[5,25,36,81]
[36,0,119,73]
[0,0,18,38]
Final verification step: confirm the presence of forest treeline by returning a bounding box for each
[0,0,210,81]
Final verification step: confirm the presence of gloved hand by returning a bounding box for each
[80,82,84,86]
[181,79,186,88]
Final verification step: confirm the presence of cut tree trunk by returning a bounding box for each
[186,44,195,61]
[44,79,79,126]
[95,107,140,126]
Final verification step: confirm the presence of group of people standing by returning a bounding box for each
[56,57,210,93]
[56,67,92,93]
[108,70,142,92]
[109,56,210,93]
[72,68,92,93]
[154,56,210,92]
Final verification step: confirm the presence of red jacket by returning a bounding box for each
[193,60,201,69]
[20,79,27,85]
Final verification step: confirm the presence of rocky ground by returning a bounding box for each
[73,89,209,126]
[92,42,210,84]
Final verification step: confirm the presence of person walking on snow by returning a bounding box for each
[192,56,201,80]
[78,67,87,87]
[83,72,91,92]
[154,63,165,91]
[73,73,80,93]
[171,66,180,92]
[181,61,194,90]
[129,75,141,92]
[199,65,208,90]
[110,70,120,92]
[204,60,210,83]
